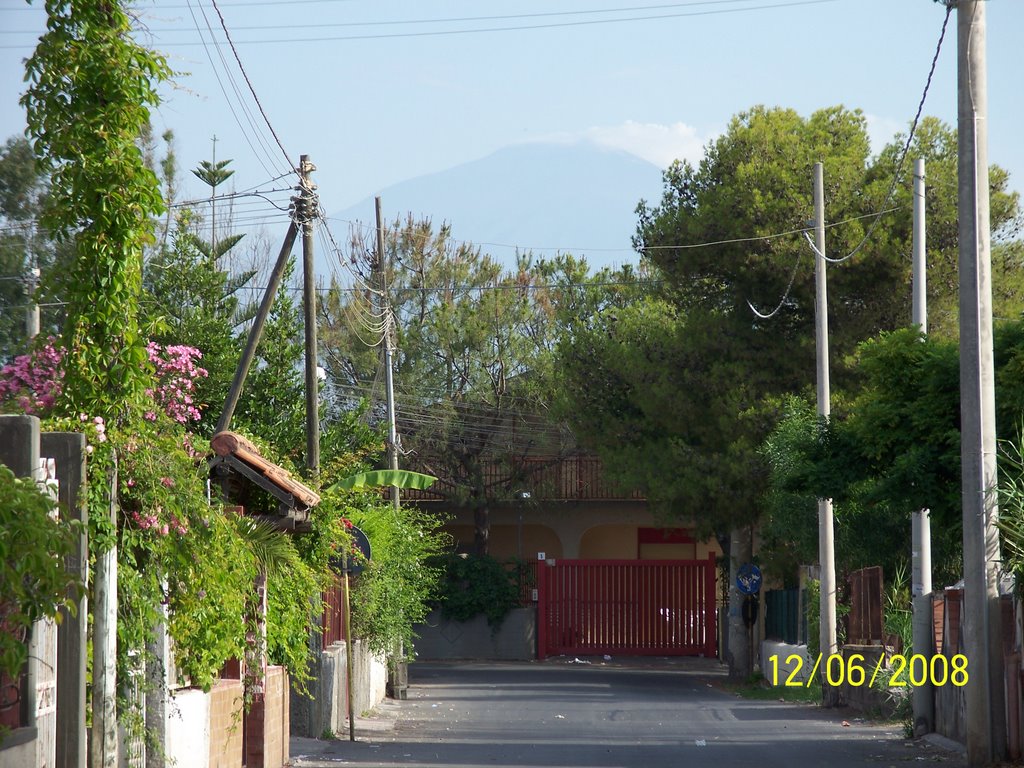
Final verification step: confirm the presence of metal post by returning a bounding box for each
[343,567,355,742]
[912,159,928,337]
[956,1,1005,763]
[910,158,935,736]
[813,162,838,704]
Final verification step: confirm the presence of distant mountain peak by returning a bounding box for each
[326,142,662,273]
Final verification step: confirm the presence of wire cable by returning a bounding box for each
[209,0,295,171]
[822,1,952,265]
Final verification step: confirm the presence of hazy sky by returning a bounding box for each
[2,0,1022,255]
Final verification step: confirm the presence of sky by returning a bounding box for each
[1,0,1023,263]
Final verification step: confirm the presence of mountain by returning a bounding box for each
[324,142,663,274]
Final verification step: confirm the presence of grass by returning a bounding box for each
[724,673,824,705]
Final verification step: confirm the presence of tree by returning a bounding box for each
[0,135,69,361]
[764,316,1024,588]
[566,106,1019,537]
[320,216,593,555]
[142,198,255,437]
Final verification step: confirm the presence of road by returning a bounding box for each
[290,658,966,768]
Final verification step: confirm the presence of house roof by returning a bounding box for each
[209,431,320,529]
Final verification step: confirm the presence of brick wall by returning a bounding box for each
[262,666,289,767]
[208,679,243,768]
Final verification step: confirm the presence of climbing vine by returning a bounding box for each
[21,0,170,423]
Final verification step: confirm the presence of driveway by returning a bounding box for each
[290,658,966,768]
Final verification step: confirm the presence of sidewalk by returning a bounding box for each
[289,699,401,763]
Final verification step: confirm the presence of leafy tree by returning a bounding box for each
[321,216,596,555]
[765,317,1024,587]
[0,465,83,685]
[0,135,69,361]
[564,106,1019,541]
[234,257,309,460]
[142,206,255,436]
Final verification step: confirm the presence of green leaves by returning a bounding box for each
[332,469,437,492]
[22,0,170,421]
[0,464,83,681]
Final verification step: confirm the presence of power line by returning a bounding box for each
[208,0,295,171]
[822,1,952,265]
[0,0,840,49]
[180,0,287,180]
[2,1,833,35]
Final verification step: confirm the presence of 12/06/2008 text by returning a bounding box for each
[767,652,968,688]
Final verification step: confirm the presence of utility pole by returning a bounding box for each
[911,158,934,736]
[374,196,408,700]
[210,135,218,260]
[300,155,320,478]
[375,196,400,514]
[812,162,838,704]
[955,1,1005,764]
[215,222,298,434]
[25,262,40,341]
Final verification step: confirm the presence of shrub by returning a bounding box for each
[431,553,521,630]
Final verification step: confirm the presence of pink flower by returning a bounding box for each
[160,477,174,488]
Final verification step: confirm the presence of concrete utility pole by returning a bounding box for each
[375,196,400,514]
[812,162,838,703]
[911,158,935,737]
[955,1,1006,764]
[25,267,40,340]
[300,155,320,477]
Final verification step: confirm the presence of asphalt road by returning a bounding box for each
[290,658,967,768]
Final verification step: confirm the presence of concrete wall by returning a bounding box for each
[761,640,812,685]
[292,640,388,738]
[165,687,211,768]
[413,607,536,661]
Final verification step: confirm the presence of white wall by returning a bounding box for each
[164,687,210,768]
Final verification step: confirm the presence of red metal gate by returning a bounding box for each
[536,556,717,659]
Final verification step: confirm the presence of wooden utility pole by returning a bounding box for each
[300,155,320,477]
[215,221,298,434]
[210,135,219,260]
[812,162,838,706]
[955,1,1005,763]
[911,158,935,737]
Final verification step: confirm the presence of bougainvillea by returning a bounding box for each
[0,337,63,414]
[0,339,207,424]
[145,342,208,424]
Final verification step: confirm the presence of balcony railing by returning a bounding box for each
[403,455,645,502]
